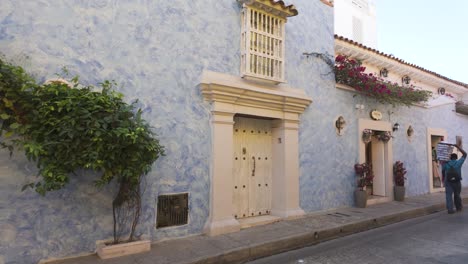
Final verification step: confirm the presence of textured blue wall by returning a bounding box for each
[0,0,467,263]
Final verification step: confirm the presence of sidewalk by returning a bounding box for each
[49,189,468,264]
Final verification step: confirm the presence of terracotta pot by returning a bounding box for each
[394,186,405,202]
[354,189,367,208]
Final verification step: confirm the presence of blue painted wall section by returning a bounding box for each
[0,0,467,263]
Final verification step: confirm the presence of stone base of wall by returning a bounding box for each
[97,240,151,259]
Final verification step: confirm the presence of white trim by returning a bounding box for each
[202,71,312,115]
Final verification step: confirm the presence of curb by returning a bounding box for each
[189,199,466,264]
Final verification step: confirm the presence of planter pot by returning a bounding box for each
[354,189,367,208]
[394,186,405,202]
[97,240,151,259]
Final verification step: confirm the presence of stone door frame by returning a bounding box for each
[358,119,393,205]
[427,128,447,193]
[200,71,312,236]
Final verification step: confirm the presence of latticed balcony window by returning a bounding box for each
[238,0,298,84]
[241,7,285,83]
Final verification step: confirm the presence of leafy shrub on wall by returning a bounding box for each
[0,57,164,243]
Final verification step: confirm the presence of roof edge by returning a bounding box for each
[238,0,298,17]
[334,34,468,89]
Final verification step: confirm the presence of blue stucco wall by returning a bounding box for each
[0,0,467,263]
[0,0,234,262]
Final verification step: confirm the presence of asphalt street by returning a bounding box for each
[248,209,468,264]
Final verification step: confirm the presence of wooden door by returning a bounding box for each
[371,137,386,196]
[233,117,272,219]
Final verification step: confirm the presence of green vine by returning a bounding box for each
[0,57,164,243]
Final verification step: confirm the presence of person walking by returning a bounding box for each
[443,144,467,214]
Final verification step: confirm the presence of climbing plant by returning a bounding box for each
[0,57,164,243]
[335,55,432,107]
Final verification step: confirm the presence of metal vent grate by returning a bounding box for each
[156,193,188,228]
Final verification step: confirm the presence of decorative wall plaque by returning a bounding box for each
[370,110,382,120]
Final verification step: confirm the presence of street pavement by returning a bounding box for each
[47,188,468,264]
[248,208,468,264]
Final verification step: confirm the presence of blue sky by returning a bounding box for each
[376,0,468,84]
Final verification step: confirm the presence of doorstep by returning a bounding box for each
[238,215,282,229]
[367,195,391,206]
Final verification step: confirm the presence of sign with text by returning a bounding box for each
[436,143,454,161]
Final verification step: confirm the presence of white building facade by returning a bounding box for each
[334,0,378,48]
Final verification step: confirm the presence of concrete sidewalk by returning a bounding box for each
[48,189,468,264]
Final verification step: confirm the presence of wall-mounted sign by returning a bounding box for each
[370,110,382,120]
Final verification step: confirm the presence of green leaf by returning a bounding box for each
[3,98,13,108]
[0,57,165,198]
[9,123,20,129]
[4,131,13,138]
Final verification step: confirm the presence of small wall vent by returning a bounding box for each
[156,193,188,228]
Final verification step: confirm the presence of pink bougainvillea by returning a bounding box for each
[335,55,432,106]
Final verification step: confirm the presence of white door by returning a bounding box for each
[371,137,386,196]
[233,117,272,219]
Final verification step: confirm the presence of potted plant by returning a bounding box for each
[393,161,407,201]
[354,162,374,208]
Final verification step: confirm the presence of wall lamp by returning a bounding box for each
[402,75,411,85]
[392,123,400,132]
[380,68,388,77]
[407,125,414,137]
[335,116,346,135]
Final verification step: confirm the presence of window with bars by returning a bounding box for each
[241,7,285,83]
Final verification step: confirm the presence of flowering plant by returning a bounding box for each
[444,93,455,98]
[335,55,432,106]
[354,162,374,191]
[375,131,392,142]
[393,161,407,186]
[362,129,373,143]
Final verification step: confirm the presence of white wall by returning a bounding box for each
[334,0,378,48]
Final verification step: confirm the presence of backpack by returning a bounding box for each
[446,164,461,182]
